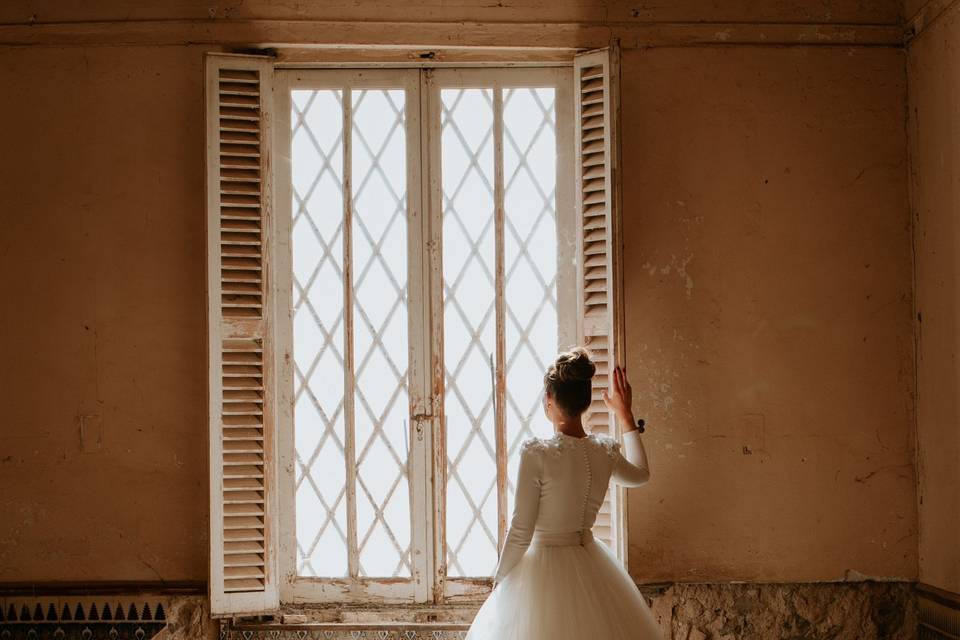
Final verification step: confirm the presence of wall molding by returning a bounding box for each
[0,582,206,597]
[0,19,904,49]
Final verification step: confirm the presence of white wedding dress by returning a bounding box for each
[465,430,663,640]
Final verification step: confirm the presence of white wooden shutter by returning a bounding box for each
[574,47,627,559]
[205,52,280,616]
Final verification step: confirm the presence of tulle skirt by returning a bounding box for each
[465,534,663,640]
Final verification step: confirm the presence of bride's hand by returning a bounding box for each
[601,365,633,423]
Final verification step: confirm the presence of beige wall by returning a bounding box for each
[906,0,960,594]
[620,46,915,582]
[0,1,916,585]
[0,45,209,580]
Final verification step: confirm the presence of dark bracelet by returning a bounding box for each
[636,418,645,433]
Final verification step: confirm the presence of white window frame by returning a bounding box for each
[273,65,579,605]
[274,68,432,604]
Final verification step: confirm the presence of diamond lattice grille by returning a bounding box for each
[441,88,500,577]
[290,88,411,579]
[441,86,561,577]
[351,89,411,578]
[502,88,559,509]
[291,89,348,578]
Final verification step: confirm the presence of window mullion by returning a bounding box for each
[342,85,360,580]
[423,69,449,603]
[492,86,509,551]
[407,69,434,603]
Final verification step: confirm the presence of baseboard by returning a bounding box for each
[0,581,206,596]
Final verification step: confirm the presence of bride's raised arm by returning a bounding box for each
[604,365,651,487]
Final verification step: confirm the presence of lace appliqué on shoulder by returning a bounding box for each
[588,433,622,459]
[520,436,564,458]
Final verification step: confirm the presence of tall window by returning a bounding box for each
[275,68,575,602]
[205,52,622,615]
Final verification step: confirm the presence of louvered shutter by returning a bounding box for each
[205,53,279,616]
[574,48,627,559]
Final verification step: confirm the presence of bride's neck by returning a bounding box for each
[554,415,587,438]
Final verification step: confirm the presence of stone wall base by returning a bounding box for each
[0,582,916,639]
[644,581,916,640]
[216,581,917,640]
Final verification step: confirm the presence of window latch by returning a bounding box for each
[412,413,431,442]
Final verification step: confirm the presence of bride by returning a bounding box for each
[465,347,663,640]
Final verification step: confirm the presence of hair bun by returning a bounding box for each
[554,347,596,383]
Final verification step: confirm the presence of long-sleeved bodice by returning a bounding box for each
[492,430,650,584]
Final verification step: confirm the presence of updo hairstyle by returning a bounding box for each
[543,347,596,416]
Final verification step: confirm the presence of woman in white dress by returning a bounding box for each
[465,347,663,640]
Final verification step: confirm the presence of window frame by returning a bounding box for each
[272,65,579,605]
[274,68,432,605]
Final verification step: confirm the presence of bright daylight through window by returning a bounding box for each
[284,69,573,592]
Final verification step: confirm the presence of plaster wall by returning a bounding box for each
[0,1,916,585]
[620,46,915,583]
[906,0,960,594]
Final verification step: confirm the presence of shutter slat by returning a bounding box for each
[583,178,606,193]
[582,103,604,117]
[583,192,605,206]
[224,388,263,400]
[224,490,265,503]
[583,128,606,143]
[225,554,267,567]
[582,140,605,155]
[226,541,266,553]
[207,53,278,616]
[582,115,605,131]
[225,528,265,541]
[583,165,605,179]
[224,477,264,490]
[220,120,261,133]
[224,445,265,457]
[225,503,266,516]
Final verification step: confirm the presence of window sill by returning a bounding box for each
[229,603,482,627]
[223,620,471,640]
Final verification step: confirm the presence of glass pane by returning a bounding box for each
[290,89,349,577]
[352,89,412,578]
[503,87,559,514]
[441,88,499,577]
[291,86,412,580]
